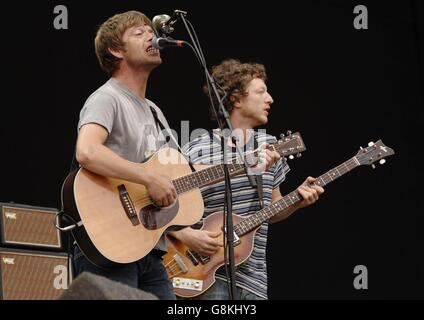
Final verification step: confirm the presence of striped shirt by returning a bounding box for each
[183,129,290,299]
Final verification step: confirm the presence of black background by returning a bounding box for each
[1,0,423,299]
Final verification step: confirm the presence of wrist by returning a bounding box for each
[175,227,195,241]
[139,172,153,186]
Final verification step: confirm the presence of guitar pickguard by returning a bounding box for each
[139,200,180,230]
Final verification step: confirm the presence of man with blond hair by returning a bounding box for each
[72,11,176,299]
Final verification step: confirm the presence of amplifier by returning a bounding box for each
[0,248,71,300]
[0,203,62,250]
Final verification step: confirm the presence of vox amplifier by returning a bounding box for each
[0,248,70,300]
[0,203,62,250]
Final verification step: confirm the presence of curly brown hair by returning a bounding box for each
[95,11,152,75]
[205,59,267,119]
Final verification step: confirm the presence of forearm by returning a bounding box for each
[168,227,194,242]
[76,143,152,185]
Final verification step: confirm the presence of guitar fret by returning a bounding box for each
[343,162,349,173]
[204,170,211,183]
[173,178,181,194]
[213,165,220,180]
[335,167,341,176]
[174,179,181,194]
[178,177,185,193]
[186,177,193,191]
[179,179,185,192]
[178,179,184,193]
[199,170,206,185]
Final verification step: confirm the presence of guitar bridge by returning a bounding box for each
[118,185,140,226]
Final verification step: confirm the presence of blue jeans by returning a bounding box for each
[73,245,175,300]
[190,278,265,300]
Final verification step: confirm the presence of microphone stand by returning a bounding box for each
[167,11,258,300]
[207,74,259,301]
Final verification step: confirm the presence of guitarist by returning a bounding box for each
[168,59,324,300]
[72,11,177,299]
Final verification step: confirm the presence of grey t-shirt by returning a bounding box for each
[78,78,171,252]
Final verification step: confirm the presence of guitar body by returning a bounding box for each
[163,211,258,298]
[61,148,205,267]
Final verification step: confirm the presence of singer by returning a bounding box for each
[168,59,324,300]
[69,10,177,300]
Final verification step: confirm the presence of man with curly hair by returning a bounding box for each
[72,11,176,299]
[169,59,324,300]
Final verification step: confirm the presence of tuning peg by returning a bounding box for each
[379,159,386,165]
[368,142,375,147]
[360,146,363,150]
[296,153,302,158]
[371,164,376,169]
[289,155,294,160]
[286,130,292,137]
[280,133,285,139]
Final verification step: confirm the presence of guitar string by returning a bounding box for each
[129,139,302,206]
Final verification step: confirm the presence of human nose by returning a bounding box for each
[266,92,274,105]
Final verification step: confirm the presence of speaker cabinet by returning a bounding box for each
[0,248,70,300]
[0,203,62,250]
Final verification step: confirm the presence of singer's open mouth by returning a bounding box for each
[146,46,158,53]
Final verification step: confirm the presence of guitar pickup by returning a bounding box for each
[187,250,211,265]
[186,250,199,266]
[198,254,210,264]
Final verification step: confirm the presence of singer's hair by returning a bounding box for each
[95,11,152,75]
[204,59,267,120]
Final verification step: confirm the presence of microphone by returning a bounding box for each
[152,36,185,49]
[152,14,174,34]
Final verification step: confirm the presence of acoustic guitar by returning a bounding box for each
[61,132,305,268]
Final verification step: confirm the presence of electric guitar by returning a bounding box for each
[163,140,395,297]
[61,132,305,268]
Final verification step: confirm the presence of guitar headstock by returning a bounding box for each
[273,131,306,159]
[355,140,395,168]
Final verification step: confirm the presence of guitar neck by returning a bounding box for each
[235,157,361,236]
[171,141,292,194]
[171,162,246,194]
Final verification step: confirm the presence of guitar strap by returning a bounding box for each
[214,129,264,209]
[253,132,264,209]
[149,106,196,173]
